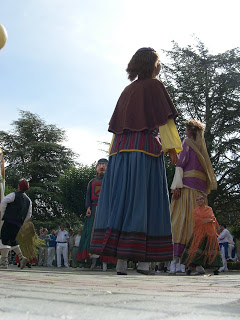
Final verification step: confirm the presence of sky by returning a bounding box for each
[0,0,239,164]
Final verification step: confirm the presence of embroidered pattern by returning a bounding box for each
[109,131,162,157]
[90,228,173,261]
[183,170,207,181]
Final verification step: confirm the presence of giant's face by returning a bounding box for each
[185,127,192,139]
[96,162,107,175]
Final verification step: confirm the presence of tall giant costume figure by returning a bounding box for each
[90,47,182,275]
[169,120,217,274]
[77,158,116,270]
[0,179,32,269]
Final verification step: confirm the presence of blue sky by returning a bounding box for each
[0,0,239,164]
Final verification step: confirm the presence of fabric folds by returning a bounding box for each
[90,151,173,262]
[109,79,178,134]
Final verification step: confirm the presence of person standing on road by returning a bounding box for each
[68,229,74,267]
[181,196,222,275]
[56,224,69,268]
[169,120,217,274]
[72,229,81,268]
[218,224,234,272]
[0,179,31,269]
[47,229,56,267]
[90,47,182,275]
[38,228,50,266]
[0,147,5,204]
[77,158,116,271]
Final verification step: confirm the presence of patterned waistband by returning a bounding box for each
[109,131,162,157]
[183,170,207,181]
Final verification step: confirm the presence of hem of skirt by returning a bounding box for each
[90,250,173,262]
[77,250,89,261]
[90,228,173,262]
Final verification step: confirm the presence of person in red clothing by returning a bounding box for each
[181,196,222,275]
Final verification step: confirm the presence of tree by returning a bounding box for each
[59,164,97,219]
[161,39,240,226]
[0,110,76,221]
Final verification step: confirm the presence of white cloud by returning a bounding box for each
[64,127,112,165]
[1,0,240,153]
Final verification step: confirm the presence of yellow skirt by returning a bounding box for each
[170,188,207,256]
[16,221,45,261]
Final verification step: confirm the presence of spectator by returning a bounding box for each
[38,228,50,266]
[0,179,31,269]
[39,227,43,236]
[218,224,234,272]
[68,229,74,267]
[47,229,56,267]
[72,229,82,268]
[56,224,69,268]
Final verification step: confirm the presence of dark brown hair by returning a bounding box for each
[126,50,160,81]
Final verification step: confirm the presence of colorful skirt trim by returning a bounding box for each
[91,228,173,262]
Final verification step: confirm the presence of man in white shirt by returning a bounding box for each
[218,224,233,272]
[0,179,32,269]
[55,224,69,267]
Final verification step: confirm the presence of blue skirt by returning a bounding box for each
[90,151,173,261]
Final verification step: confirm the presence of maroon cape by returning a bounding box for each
[108,78,178,134]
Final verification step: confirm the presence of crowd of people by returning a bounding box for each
[0,47,238,275]
[36,226,82,268]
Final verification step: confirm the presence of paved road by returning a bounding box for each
[0,266,239,320]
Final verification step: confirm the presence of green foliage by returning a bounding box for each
[0,110,76,221]
[59,164,96,219]
[164,154,176,196]
[161,38,240,225]
[230,224,240,240]
[33,215,84,234]
[227,262,240,270]
[4,183,15,195]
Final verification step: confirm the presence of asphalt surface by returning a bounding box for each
[0,266,239,320]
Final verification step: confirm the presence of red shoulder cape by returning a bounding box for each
[108,78,178,134]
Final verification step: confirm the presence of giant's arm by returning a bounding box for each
[159,119,182,154]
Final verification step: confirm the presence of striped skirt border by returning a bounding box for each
[90,228,173,262]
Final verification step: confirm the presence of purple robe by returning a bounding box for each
[177,141,207,194]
